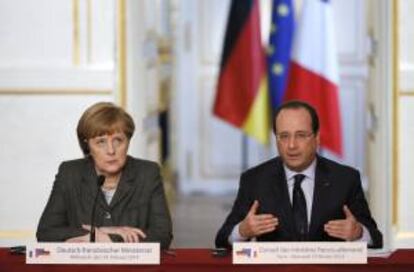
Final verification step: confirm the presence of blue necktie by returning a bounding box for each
[293,174,308,241]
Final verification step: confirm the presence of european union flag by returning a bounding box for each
[267,0,295,110]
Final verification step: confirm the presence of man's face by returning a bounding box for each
[275,108,319,172]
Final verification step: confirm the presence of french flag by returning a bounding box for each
[284,0,343,157]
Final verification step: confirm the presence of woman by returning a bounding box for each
[36,102,173,249]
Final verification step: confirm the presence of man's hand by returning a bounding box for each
[239,200,279,239]
[82,225,147,243]
[324,205,363,241]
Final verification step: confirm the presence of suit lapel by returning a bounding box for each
[109,157,141,209]
[309,157,332,238]
[81,157,108,210]
[109,172,133,208]
[81,156,140,210]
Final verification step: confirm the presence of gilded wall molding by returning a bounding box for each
[0,89,112,95]
[0,230,33,239]
[117,0,127,108]
[72,0,80,66]
[392,0,399,226]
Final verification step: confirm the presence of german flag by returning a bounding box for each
[213,0,270,144]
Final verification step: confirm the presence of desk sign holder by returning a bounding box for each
[26,243,160,265]
[233,242,367,264]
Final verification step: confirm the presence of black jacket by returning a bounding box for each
[215,156,383,248]
[37,156,173,249]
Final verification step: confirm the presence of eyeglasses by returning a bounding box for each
[275,131,314,143]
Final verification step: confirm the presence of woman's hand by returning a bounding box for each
[65,233,89,243]
[65,228,112,243]
[98,226,147,243]
[82,225,146,243]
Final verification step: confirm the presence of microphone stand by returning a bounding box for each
[90,175,105,242]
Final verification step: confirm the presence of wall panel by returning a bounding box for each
[0,0,116,246]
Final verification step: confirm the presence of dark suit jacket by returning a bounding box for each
[37,156,173,249]
[215,156,383,249]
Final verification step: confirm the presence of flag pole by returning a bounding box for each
[241,135,249,171]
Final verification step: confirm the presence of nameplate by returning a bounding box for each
[26,243,160,265]
[233,242,367,264]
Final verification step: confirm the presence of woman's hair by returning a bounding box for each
[77,102,135,155]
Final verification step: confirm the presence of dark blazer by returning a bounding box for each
[37,156,173,249]
[215,156,383,249]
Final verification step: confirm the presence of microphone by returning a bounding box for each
[90,175,105,242]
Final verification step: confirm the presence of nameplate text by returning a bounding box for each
[233,242,367,264]
[26,243,160,265]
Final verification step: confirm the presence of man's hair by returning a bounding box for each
[77,102,135,155]
[272,100,320,134]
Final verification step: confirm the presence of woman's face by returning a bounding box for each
[88,131,129,176]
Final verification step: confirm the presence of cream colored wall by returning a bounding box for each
[393,0,414,248]
[366,0,393,250]
[0,0,166,246]
[400,0,414,90]
[0,0,116,246]
[368,0,414,249]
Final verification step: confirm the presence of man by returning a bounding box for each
[215,101,382,248]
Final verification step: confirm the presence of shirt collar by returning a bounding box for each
[283,157,317,182]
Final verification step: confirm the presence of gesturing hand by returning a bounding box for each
[239,200,279,239]
[324,205,363,241]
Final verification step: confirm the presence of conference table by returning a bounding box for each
[1,248,414,272]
